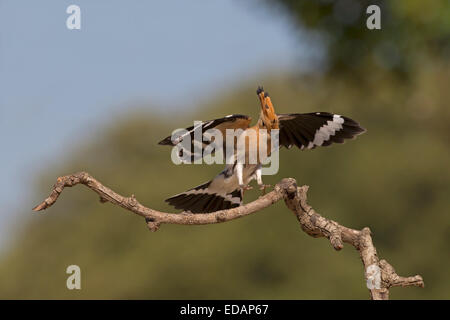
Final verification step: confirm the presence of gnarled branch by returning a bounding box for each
[33,171,424,299]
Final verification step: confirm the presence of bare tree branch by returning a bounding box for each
[33,171,424,300]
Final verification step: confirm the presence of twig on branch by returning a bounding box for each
[33,171,424,300]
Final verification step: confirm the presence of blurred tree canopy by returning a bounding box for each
[268,0,450,76]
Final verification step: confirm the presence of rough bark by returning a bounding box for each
[33,172,424,300]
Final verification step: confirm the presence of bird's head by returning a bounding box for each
[257,86,279,130]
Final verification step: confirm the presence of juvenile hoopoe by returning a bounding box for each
[158,87,365,213]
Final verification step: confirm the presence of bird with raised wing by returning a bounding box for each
[158,87,365,213]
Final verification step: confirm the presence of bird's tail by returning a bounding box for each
[165,181,242,213]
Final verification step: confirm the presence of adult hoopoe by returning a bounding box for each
[158,87,365,213]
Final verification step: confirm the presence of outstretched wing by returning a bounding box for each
[158,114,252,162]
[277,112,365,150]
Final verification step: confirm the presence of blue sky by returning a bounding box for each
[0,0,309,243]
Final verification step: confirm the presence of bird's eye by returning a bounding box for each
[265,104,269,109]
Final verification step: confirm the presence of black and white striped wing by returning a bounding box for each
[158,114,252,162]
[277,112,365,150]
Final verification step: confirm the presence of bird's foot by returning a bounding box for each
[239,184,253,195]
[258,184,272,195]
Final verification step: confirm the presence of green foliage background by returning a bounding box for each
[0,0,449,299]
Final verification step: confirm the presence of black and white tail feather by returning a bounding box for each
[165,173,243,214]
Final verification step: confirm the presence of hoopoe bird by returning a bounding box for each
[158,87,365,213]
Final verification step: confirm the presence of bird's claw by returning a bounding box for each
[258,184,272,195]
[239,184,253,195]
